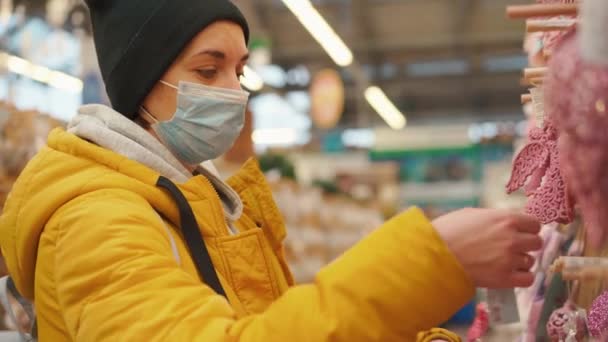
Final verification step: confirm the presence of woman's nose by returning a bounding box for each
[222,74,244,91]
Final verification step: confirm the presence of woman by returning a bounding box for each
[0,1,542,340]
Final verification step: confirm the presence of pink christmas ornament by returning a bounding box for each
[545,29,608,248]
[546,303,587,341]
[588,291,608,339]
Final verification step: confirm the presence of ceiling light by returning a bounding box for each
[364,86,406,130]
[0,51,83,93]
[6,55,30,75]
[240,65,264,91]
[282,0,353,67]
[31,65,51,83]
[48,71,83,93]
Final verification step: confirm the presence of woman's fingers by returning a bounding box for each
[514,233,543,253]
[432,208,542,289]
[515,253,535,271]
[508,271,535,288]
[512,213,542,234]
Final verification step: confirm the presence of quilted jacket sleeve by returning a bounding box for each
[53,189,474,341]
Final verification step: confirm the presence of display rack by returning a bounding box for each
[468,1,608,341]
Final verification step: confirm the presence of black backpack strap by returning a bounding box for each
[6,278,34,322]
[156,176,227,298]
[2,276,36,340]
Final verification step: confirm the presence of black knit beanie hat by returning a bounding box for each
[84,0,250,119]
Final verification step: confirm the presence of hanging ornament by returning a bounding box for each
[543,0,608,250]
[546,302,587,341]
[506,87,573,224]
[545,31,608,247]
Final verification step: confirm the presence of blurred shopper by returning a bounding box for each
[0,1,541,340]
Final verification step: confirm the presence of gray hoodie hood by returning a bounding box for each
[67,104,243,222]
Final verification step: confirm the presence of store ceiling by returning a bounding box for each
[234,0,531,127]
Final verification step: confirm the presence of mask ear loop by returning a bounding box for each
[139,106,160,124]
[138,80,178,124]
[160,80,178,90]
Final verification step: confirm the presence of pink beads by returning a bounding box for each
[588,291,608,339]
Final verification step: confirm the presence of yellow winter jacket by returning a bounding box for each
[0,127,474,341]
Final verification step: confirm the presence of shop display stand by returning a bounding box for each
[467,1,608,341]
[269,179,384,283]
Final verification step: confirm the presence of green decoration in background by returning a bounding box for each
[249,37,271,51]
[370,145,483,183]
[258,153,297,181]
[311,179,341,196]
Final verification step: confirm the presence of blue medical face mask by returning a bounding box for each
[142,80,249,165]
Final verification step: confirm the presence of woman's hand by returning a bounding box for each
[432,208,542,289]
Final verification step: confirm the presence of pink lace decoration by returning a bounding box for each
[507,124,573,224]
[545,29,608,248]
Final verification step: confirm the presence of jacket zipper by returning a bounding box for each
[197,175,235,236]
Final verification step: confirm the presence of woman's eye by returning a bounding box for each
[197,69,217,79]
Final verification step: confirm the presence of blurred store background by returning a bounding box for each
[0,0,534,331]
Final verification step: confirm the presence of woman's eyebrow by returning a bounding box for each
[192,50,249,62]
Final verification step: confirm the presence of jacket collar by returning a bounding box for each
[67,104,243,221]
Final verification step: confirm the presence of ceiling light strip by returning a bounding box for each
[365,86,406,130]
[0,52,83,93]
[282,0,353,67]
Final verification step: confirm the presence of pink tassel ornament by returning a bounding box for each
[545,30,608,248]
